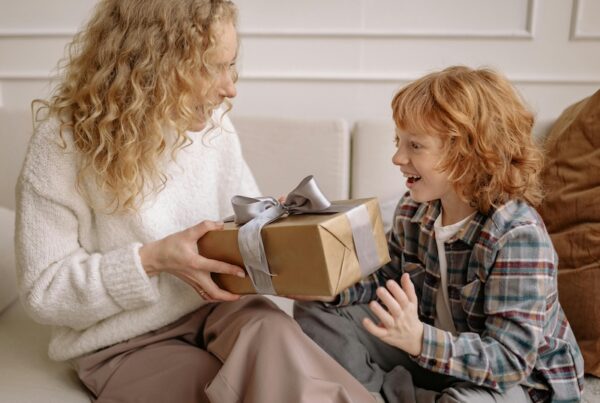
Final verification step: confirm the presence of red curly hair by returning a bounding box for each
[391,66,543,214]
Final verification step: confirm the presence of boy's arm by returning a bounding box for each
[413,223,552,392]
[331,204,405,306]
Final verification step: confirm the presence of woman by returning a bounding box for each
[15,0,375,401]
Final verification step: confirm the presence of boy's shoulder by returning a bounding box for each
[488,199,542,230]
[483,199,549,245]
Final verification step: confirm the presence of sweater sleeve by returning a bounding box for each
[15,179,159,331]
[15,126,160,331]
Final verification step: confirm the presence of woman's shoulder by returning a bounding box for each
[19,116,78,194]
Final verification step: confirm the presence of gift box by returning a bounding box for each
[197,198,390,296]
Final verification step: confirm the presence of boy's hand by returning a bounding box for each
[363,273,424,356]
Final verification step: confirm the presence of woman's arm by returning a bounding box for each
[15,179,156,330]
[16,178,245,331]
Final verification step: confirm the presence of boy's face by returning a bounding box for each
[392,129,456,204]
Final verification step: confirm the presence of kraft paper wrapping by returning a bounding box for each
[197,198,390,296]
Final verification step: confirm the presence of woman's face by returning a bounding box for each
[189,21,238,131]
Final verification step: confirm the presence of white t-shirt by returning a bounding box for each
[433,212,475,334]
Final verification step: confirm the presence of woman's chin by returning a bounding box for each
[188,121,206,132]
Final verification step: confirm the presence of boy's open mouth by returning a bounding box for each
[406,175,421,184]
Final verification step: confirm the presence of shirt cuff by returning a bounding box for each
[412,323,452,374]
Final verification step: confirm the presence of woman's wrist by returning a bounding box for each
[139,242,160,276]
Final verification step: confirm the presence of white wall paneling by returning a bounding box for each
[0,0,599,121]
[237,0,536,39]
[570,0,600,40]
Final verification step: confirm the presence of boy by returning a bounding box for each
[294,66,584,402]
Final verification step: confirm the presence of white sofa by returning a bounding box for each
[0,109,597,401]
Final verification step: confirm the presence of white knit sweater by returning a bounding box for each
[15,111,260,361]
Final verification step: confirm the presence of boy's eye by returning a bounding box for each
[410,141,421,150]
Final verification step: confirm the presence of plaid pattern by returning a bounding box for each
[337,194,584,402]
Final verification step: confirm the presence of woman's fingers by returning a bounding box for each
[369,300,395,328]
[187,220,224,239]
[201,277,241,302]
[196,256,246,277]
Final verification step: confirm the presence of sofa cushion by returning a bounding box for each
[0,206,17,313]
[538,90,600,376]
[232,115,350,200]
[0,301,90,402]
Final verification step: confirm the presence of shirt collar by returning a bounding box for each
[411,199,486,246]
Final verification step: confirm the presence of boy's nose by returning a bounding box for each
[392,147,408,166]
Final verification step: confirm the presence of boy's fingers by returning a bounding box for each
[387,279,410,309]
[401,273,418,304]
[363,317,388,338]
[376,286,402,317]
[369,300,395,329]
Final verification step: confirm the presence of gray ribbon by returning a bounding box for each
[227,175,381,294]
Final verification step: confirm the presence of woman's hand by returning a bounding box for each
[363,273,424,356]
[139,220,245,302]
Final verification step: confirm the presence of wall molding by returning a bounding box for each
[0,29,534,41]
[2,70,599,86]
[570,0,600,40]
[0,0,538,41]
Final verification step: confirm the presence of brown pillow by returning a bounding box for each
[538,89,600,376]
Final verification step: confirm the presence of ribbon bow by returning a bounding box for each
[227,175,381,295]
[227,176,335,294]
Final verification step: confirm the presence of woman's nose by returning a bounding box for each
[219,70,237,99]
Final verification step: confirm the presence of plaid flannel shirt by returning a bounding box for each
[336,194,584,402]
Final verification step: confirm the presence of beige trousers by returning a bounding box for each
[74,296,374,403]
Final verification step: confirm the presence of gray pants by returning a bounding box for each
[294,301,532,403]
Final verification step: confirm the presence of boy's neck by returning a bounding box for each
[439,195,477,226]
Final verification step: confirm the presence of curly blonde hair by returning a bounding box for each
[36,0,238,212]
[391,66,543,214]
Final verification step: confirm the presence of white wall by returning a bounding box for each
[1,0,599,122]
